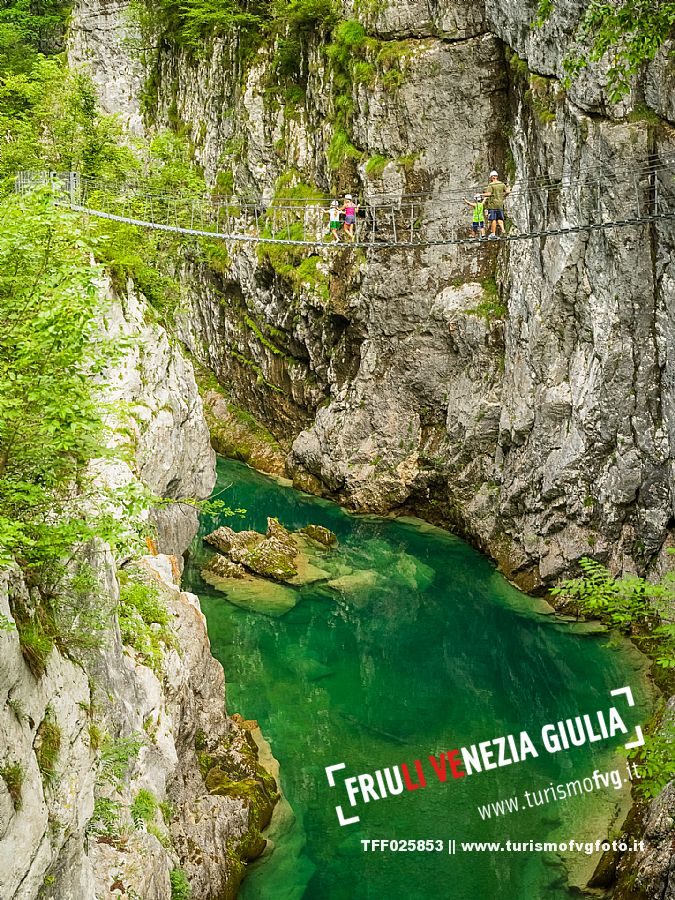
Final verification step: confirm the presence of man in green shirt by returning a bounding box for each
[483,170,510,238]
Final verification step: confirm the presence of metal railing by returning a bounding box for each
[15,161,675,250]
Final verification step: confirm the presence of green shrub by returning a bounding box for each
[131,788,158,826]
[170,868,192,900]
[327,128,362,170]
[538,0,675,101]
[118,572,177,674]
[552,556,675,796]
[159,800,174,823]
[631,720,675,799]
[147,821,173,848]
[365,154,388,178]
[86,797,123,837]
[352,59,375,84]
[98,735,143,787]
[382,68,404,91]
[7,697,24,722]
[326,18,367,68]
[466,279,507,320]
[0,762,24,810]
[36,713,61,784]
[16,622,54,677]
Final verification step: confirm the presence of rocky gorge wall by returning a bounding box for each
[66,2,675,895]
[0,282,277,899]
[70,0,675,596]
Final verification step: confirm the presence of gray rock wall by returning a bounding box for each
[76,0,675,591]
[0,282,273,899]
[64,0,675,894]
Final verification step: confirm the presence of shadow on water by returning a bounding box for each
[184,459,655,900]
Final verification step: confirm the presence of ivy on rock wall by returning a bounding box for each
[143,0,337,55]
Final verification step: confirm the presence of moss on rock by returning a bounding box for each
[299,524,338,547]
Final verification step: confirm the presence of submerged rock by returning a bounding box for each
[299,524,338,547]
[327,570,380,593]
[394,554,435,592]
[289,552,332,586]
[201,570,299,616]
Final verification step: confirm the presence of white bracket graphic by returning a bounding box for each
[336,805,361,826]
[610,685,635,707]
[325,763,346,787]
[610,685,644,749]
[325,763,361,826]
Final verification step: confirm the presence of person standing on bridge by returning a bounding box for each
[462,194,486,238]
[483,170,510,238]
[327,200,342,242]
[342,194,359,242]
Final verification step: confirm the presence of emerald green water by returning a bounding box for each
[184,458,652,900]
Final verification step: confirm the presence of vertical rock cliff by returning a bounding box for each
[70,0,675,593]
[0,281,276,899]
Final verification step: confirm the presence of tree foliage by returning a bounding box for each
[0,193,111,574]
[538,0,675,100]
[551,556,675,668]
[552,557,675,796]
[0,0,69,73]
[0,60,137,190]
[142,0,337,54]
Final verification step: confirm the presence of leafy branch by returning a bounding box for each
[536,0,675,101]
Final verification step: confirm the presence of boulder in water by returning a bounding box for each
[203,518,336,584]
[202,554,247,579]
[266,517,298,553]
[238,538,298,581]
[298,524,338,547]
[204,526,263,556]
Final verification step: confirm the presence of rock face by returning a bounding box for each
[607,698,675,899]
[0,284,275,899]
[67,0,675,893]
[99,281,217,561]
[69,0,675,594]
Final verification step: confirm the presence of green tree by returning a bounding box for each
[0,0,69,74]
[0,191,111,576]
[551,557,675,796]
[0,60,137,189]
[538,0,675,100]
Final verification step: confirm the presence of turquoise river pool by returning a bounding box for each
[183,457,653,900]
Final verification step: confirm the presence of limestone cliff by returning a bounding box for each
[66,0,675,894]
[0,283,276,899]
[70,0,675,595]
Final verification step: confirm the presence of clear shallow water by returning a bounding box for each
[184,458,653,900]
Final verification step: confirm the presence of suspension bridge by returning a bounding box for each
[15,160,675,250]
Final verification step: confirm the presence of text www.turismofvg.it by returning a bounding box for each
[476,762,640,820]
